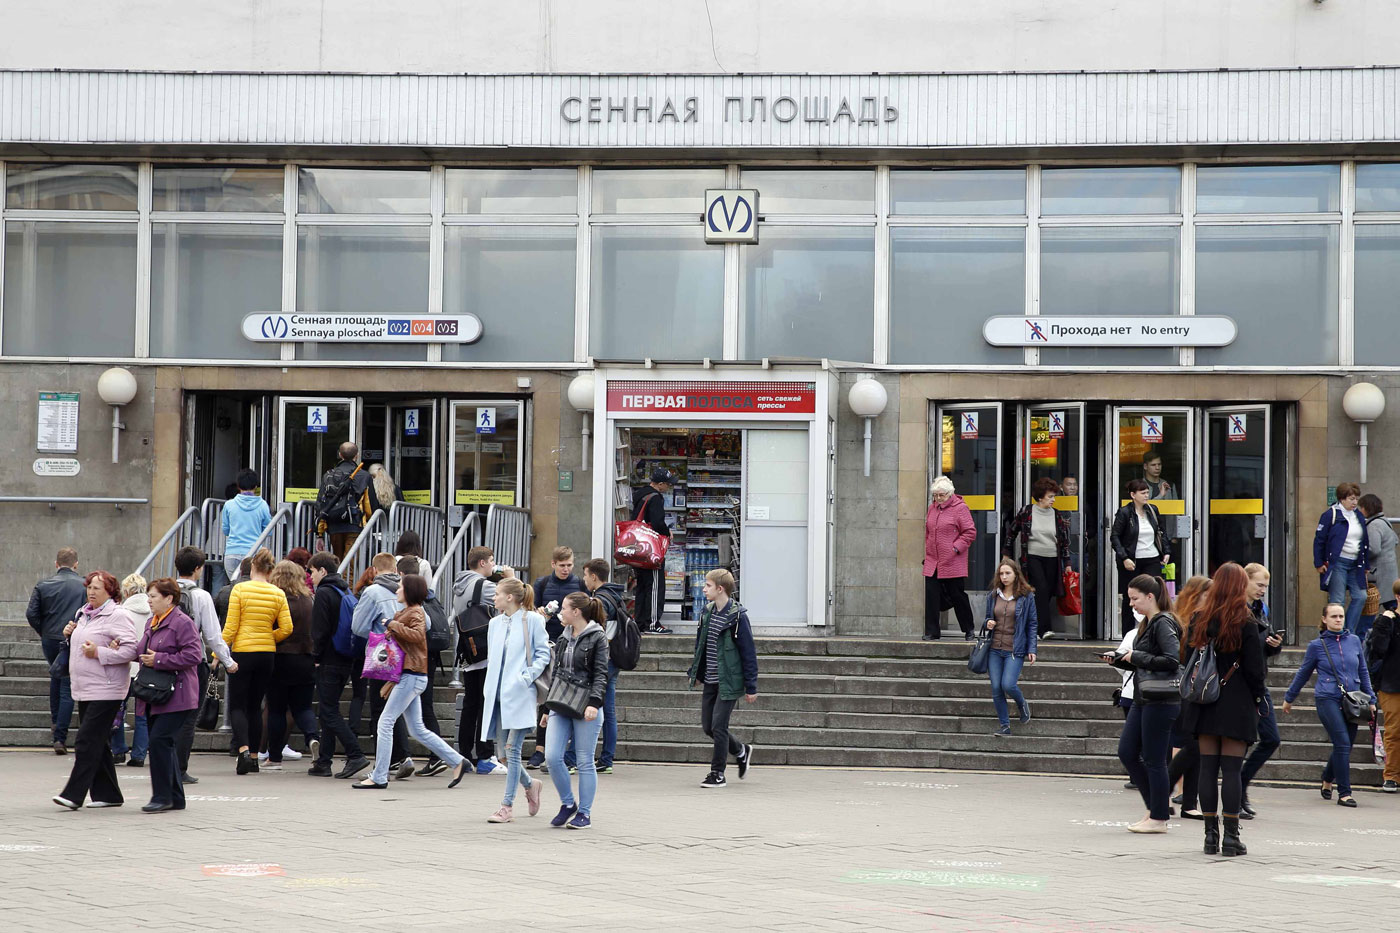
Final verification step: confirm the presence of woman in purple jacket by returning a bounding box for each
[53,571,139,810]
[135,579,205,812]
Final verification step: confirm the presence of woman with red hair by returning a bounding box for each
[52,571,139,810]
[1180,562,1267,857]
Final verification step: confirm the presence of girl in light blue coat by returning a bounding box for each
[480,577,551,823]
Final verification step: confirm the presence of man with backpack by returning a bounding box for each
[174,546,236,785]
[317,443,371,559]
[452,546,510,773]
[583,558,640,774]
[308,551,370,779]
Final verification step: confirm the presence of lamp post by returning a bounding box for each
[847,377,889,477]
[1341,382,1386,484]
[97,367,138,464]
[567,372,596,471]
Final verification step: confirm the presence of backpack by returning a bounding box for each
[316,462,366,528]
[1179,642,1238,704]
[331,585,360,657]
[597,588,641,671]
[424,592,451,655]
[453,578,492,666]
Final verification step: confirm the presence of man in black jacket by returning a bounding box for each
[1240,563,1284,818]
[26,547,84,754]
[317,442,370,559]
[632,469,675,635]
[307,551,369,779]
[1367,583,1400,793]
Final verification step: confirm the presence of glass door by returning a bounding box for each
[449,401,523,521]
[1203,406,1270,576]
[1022,403,1086,638]
[277,396,356,505]
[931,403,1002,615]
[388,400,438,505]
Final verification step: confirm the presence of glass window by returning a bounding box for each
[1196,165,1339,214]
[1039,226,1180,365]
[740,169,874,214]
[149,224,283,360]
[889,227,1024,365]
[3,221,136,356]
[445,169,576,214]
[741,226,875,361]
[152,167,285,213]
[1355,164,1400,213]
[1350,226,1399,366]
[297,168,430,214]
[591,169,724,214]
[452,402,521,513]
[442,226,576,362]
[891,169,1025,216]
[5,164,138,211]
[1040,167,1179,215]
[589,226,723,359]
[296,226,429,361]
[1195,224,1338,365]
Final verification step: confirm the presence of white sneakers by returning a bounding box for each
[257,746,303,763]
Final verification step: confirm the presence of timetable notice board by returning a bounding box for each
[37,392,79,453]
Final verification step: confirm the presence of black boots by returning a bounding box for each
[1221,814,1247,856]
[1203,814,1219,855]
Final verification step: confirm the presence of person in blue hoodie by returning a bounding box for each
[983,557,1039,736]
[1283,602,1377,808]
[221,470,272,580]
[1313,483,1371,635]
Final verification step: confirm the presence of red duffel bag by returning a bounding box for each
[614,492,670,570]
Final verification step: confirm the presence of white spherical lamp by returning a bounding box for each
[847,377,889,477]
[567,372,597,471]
[1342,382,1386,483]
[97,367,138,464]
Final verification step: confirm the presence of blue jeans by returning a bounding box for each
[1118,702,1179,821]
[545,710,604,816]
[40,637,74,745]
[369,673,463,785]
[110,704,149,761]
[1315,695,1358,798]
[1241,691,1280,788]
[1328,556,1368,634]
[495,727,535,806]
[987,649,1027,728]
[599,662,619,767]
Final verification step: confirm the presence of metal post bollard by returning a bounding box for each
[219,670,232,732]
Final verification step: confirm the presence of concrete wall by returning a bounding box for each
[833,373,901,635]
[1,1,1395,74]
[1,363,155,620]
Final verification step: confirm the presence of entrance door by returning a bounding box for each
[449,401,523,520]
[1105,406,1194,633]
[364,401,439,506]
[277,396,357,505]
[1022,403,1086,637]
[1203,406,1270,576]
[931,403,1003,617]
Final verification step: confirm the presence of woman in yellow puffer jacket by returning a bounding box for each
[222,548,292,774]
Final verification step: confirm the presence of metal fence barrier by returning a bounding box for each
[335,510,387,585]
[199,498,227,568]
[485,504,532,571]
[229,503,294,580]
[133,505,201,581]
[388,502,447,566]
[292,500,319,554]
[431,511,483,597]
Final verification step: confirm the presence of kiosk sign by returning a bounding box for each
[607,381,816,418]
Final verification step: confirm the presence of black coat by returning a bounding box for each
[1113,612,1182,706]
[1181,617,1268,744]
[1367,610,1400,695]
[25,567,85,640]
[1109,504,1169,569]
[551,625,610,712]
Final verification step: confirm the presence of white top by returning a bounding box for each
[1028,505,1058,558]
[1116,629,1138,699]
[1341,506,1363,560]
[1134,511,1159,559]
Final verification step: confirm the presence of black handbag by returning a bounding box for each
[967,625,992,675]
[1135,616,1182,702]
[48,642,70,678]
[196,673,221,730]
[130,665,178,706]
[542,668,591,719]
[1320,636,1373,725]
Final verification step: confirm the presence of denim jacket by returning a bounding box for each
[1285,630,1376,704]
[981,591,1038,658]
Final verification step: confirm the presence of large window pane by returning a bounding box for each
[1356,164,1400,213]
[890,227,1024,365]
[589,226,722,359]
[740,169,874,214]
[297,168,430,214]
[3,221,136,356]
[1348,226,1397,366]
[1195,224,1338,365]
[153,167,285,213]
[5,164,138,211]
[591,169,725,213]
[150,224,282,360]
[1196,165,1339,214]
[741,226,874,361]
[891,169,1025,216]
[1040,226,1179,365]
[296,226,429,361]
[442,226,576,362]
[445,169,577,214]
[1041,167,1179,215]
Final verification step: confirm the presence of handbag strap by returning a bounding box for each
[1319,633,1356,693]
[634,492,657,522]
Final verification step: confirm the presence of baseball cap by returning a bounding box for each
[650,468,675,484]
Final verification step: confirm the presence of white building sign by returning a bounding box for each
[241,313,483,343]
[704,190,759,243]
[983,316,1236,348]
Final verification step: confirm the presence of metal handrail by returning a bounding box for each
[432,511,482,597]
[485,503,533,571]
[229,502,294,581]
[292,500,319,554]
[336,509,387,586]
[133,505,200,580]
[387,501,448,566]
[200,498,227,564]
[0,496,148,509]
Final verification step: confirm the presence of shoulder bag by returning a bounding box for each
[523,614,554,704]
[1135,617,1183,702]
[614,493,670,570]
[196,672,222,730]
[967,624,992,675]
[1320,636,1373,725]
[131,664,178,705]
[543,638,592,719]
[1179,641,1238,704]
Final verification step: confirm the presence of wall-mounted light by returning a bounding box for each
[97,367,138,464]
[567,372,596,471]
[847,376,889,478]
[1342,382,1386,483]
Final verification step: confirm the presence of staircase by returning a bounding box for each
[0,621,1381,786]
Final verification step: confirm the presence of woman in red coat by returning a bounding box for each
[924,475,978,640]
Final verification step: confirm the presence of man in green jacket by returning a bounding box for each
[688,569,759,788]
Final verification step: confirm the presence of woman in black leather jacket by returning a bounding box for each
[1110,480,1170,637]
[540,592,611,830]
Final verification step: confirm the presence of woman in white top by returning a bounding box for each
[110,573,153,766]
[1110,479,1169,638]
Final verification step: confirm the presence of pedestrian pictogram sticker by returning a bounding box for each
[202,863,285,877]
[475,407,496,434]
[405,409,419,437]
[1228,413,1247,442]
[307,406,328,434]
[1141,415,1164,443]
[1048,411,1065,439]
[960,412,979,440]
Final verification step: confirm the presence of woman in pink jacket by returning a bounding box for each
[53,570,140,810]
[924,475,978,641]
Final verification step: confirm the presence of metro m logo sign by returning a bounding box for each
[704,189,759,243]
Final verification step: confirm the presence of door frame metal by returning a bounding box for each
[1201,403,1272,576]
[930,400,1004,577]
[275,395,358,506]
[383,398,441,507]
[1019,401,1088,637]
[447,399,526,514]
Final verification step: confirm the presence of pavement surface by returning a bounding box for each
[2,749,1399,931]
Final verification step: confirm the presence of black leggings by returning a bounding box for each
[1168,735,1201,810]
[1024,554,1058,637]
[1197,735,1247,816]
[924,573,974,637]
[228,652,276,752]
